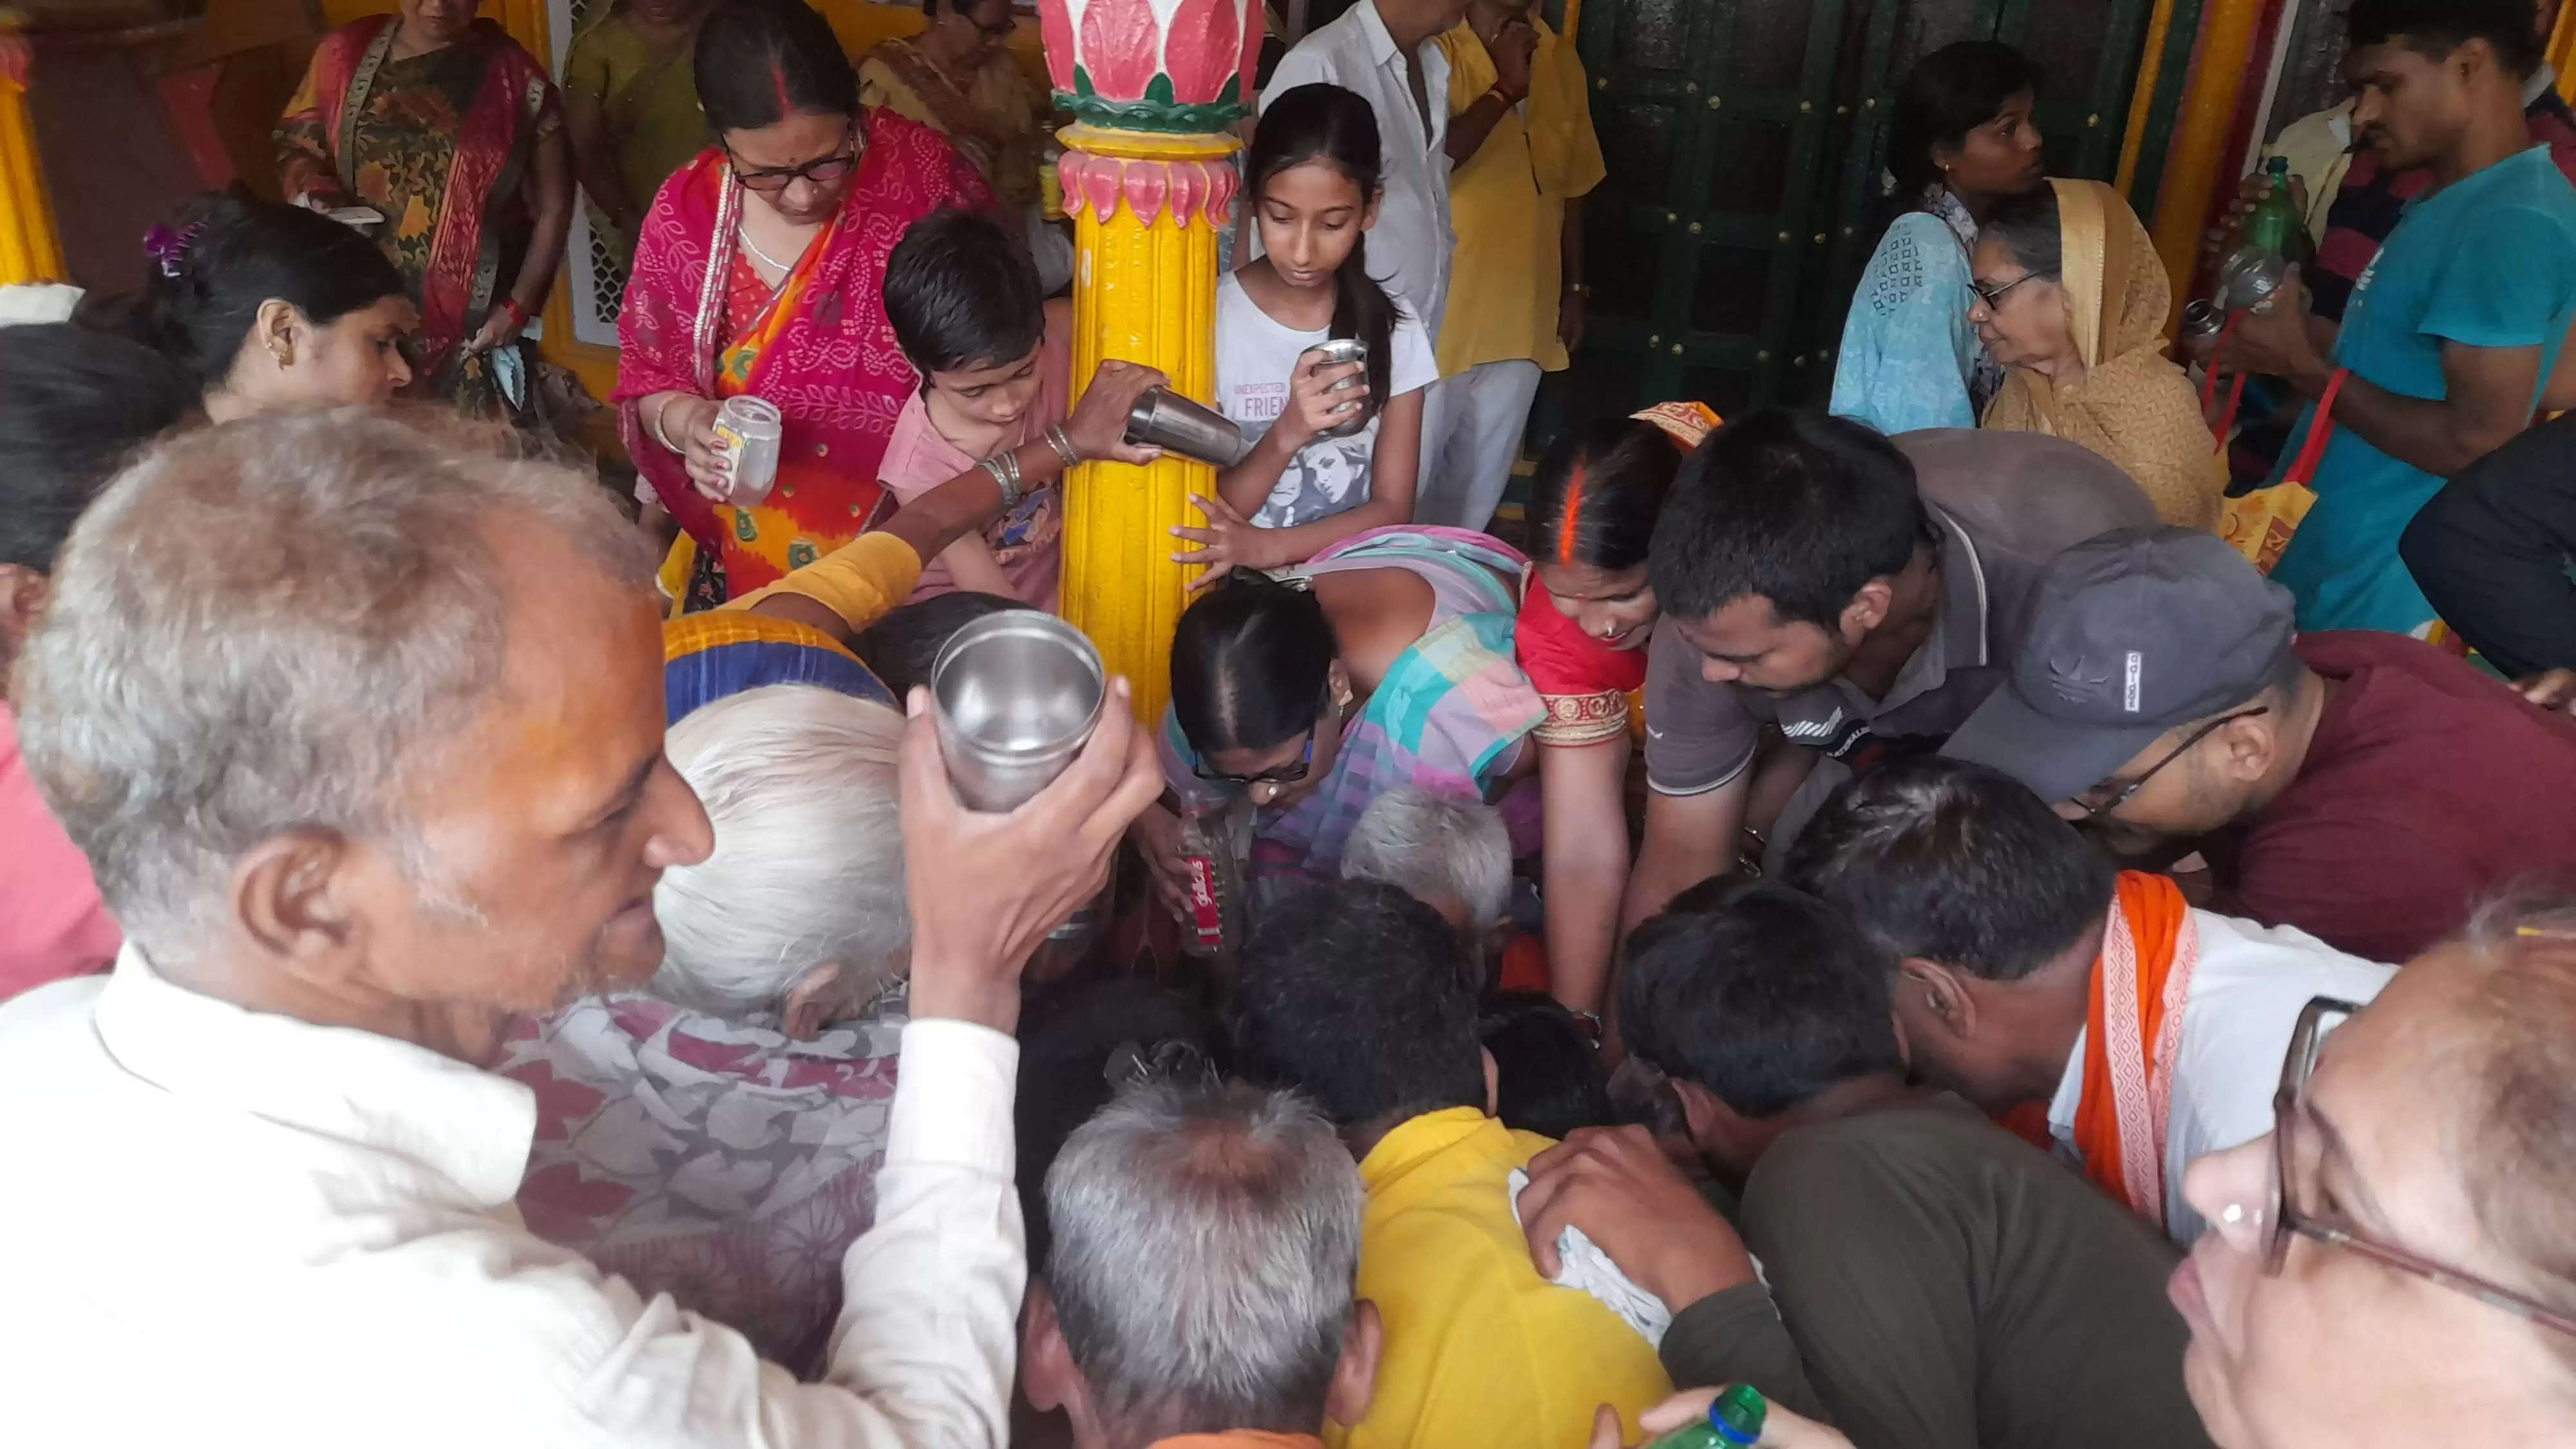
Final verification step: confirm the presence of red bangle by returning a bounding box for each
[500,299,530,329]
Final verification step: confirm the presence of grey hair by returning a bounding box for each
[1045,1079,1361,1447]
[12,407,653,955]
[654,685,910,1016]
[1341,786,1512,934]
[2448,890,2576,1347]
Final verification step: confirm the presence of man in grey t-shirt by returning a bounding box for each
[1619,412,2155,936]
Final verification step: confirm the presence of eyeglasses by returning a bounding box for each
[2266,995,2576,1337]
[726,120,861,194]
[2073,706,2269,822]
[1971,270,2054,308]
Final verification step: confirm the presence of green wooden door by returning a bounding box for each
[1563,0,2160,424]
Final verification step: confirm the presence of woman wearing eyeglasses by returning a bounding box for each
[2172,896,2576,1448]
[1135,528,1546,918]
[617,0,995,606]
[1969,178,2228,531]
[274,0,573,417]
[858,0,1065,290]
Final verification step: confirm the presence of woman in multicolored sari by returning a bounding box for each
[1136,527,1546,918]
[857,0,1067,290]
[617,0,994,607]
[1514,401,1714,1016]
[274,0,572,417]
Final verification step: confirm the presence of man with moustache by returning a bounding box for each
[0,410,1162,1448]
[2223,0,2576,638]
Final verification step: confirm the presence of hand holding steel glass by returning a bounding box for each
[930,613,1108,812]
[1124,388,1255,468]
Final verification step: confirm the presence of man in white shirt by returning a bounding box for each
[1259,0,1468,516]
[0,410,1161,1448]
[1782,755,2395,1247]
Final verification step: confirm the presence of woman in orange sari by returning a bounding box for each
[618,0,993,607]
[275,0,571,417]
[1514,401,1716,1017]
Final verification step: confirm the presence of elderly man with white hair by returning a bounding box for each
[500,683,916,1371]
[1023,1078,1383,1449]
[1341,786,1512,940]
[0,407,1164,1448]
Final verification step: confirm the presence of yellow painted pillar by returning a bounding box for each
[2113,0,2181,198]
[1043,0,1262,724]
[0,23,65,287]
[2551,0,2576,105]
[2146,0,2269,308]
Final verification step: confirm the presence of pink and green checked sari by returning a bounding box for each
[1161,527,1546,899]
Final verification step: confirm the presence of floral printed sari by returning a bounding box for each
[614,113,992,601]
[276,16,559,413]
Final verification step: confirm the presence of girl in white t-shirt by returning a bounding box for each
[1174,82,1439,582]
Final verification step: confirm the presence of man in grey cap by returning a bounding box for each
[1944,526,2576,964]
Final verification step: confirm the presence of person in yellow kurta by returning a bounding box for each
[1423,0,1605,532]
[1231,882,1674,1449]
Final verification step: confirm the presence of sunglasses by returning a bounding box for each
[1193,686,1334,788]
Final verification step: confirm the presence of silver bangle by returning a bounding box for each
[647,397,683,454]
[980,454,1023,513]
[1044,422,1082,470]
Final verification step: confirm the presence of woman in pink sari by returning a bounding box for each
[617,0,994,606]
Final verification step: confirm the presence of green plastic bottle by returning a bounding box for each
[2241,156,2304,261]
[1642,1384,1768,1449]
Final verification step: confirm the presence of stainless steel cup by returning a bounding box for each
[1124,387,1254,467]
[930,612,1108,813]
[1302,337,1371,439]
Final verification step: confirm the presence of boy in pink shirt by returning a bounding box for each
[0,326,197,998]
[877,207,1074,609]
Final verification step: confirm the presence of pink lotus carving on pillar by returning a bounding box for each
[1041,0,1260,131]
[1056,153,1238,230]
[1041,1,1077,91]
[1162,0,1242,105]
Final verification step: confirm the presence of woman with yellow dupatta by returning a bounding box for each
[1970,178,2226,529]
[617,0,992,608]
[275,0,573,417]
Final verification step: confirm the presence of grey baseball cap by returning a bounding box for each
[1942,526,2298,803]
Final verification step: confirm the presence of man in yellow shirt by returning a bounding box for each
[1230,882,1673,1449]
[1423,0,1606,531]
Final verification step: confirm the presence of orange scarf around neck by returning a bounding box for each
[2070,871,2201,1228]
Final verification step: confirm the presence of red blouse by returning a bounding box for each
[1515,576,1649,747]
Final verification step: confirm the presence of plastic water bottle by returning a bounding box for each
[1641,1384,1767,1449]
[2217,156,2306,312]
